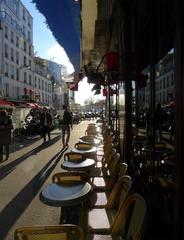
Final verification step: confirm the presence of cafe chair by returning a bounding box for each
[91,163,128,192]
[87,175,132,233]
[85,128,98,136]
[14,224,84,240]
[75,142,93,150]
[86,193,146,240]
[90,169,129,208]
[64,152,84,162]
[90,149,120,179]
[52,171,91,184]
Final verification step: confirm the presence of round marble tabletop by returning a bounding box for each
[79,136,101,145]
[71,146,97,154]
[61,158,95,171]
[40,181,92,207]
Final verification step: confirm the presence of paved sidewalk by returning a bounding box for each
[0,120,94,240]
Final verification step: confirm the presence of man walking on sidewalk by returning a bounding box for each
[61,105,72,148]
[40,107,52,143]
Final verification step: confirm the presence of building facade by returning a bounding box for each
[0,0,54,106]
[138,53,175,108]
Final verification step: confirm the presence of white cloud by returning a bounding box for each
[46,44,74,74]
[75,77,104,105]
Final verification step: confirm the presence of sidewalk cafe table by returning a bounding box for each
[79,136,101,145]
[61,158,95,172]
[71,146,97,154]
[141,146,173,164]
[40,181,92,224]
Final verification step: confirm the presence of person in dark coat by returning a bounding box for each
[40,107,52,143]
[0,110,13,161]
[61,105,72,148]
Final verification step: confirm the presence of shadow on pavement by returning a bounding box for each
[0,135,61,181]
[10,132,61,154]
[0,147,67,239]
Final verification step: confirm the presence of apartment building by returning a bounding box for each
[0,0,53,106]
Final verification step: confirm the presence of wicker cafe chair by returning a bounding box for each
[91,171,131,208]
[91,151,121,190]
[52,171,91,185]
[14,224,84,240]
[87,176,132,234]
[64,152,84,162]
[75,142,93,150]
[85,128,98,136]
[86,194,146,240]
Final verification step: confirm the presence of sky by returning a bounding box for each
[21,0,102,105]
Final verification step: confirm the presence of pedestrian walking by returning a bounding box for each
[60,105,73,148]
[40,107,52,143]
[0,110,13,161]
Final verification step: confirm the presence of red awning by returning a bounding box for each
[26,103,37,108]
[0,100,15,107]
[34,103,40,108]
[26,103,40,108]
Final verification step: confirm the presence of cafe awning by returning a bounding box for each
[0,100,15,107]
[32,0,81,73]
[26,103,39,108]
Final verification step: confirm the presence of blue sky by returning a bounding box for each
[21,0,74,73]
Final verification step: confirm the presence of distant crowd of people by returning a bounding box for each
[0,105,73,161]
[0,110,13,161]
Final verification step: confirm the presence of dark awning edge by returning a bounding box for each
[32,0,81,72]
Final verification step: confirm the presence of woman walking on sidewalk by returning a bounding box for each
[0,110,13,161]
[60,105,73,148]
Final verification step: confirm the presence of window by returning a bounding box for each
[38,78,40,89]
[10,31,14,43]
[28,45,32,55]
[11,65,14,79]
[42,80,44,90]
[28,59,31,69]
[5,83,9,97]
[163,78,165,88]
[5,26,8,39]
[28,31,31,41]
[23,41,26,52]
[5,44,8,58]
[11,48,14,61]
[24,72,27,83]
[29,75,32,85]
[171,73,174,86]
[23,9,26,21]
[16,36,19,48]
[23,25,26,36]
[35,77,37,87]
[42,92,44,102]
[5,62,9,77]
[16,52,19,64]
[24,56,27,66]
[167,76,169,87]
[16,68,19,81]
[28,16,31,27]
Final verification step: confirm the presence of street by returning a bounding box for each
[0,120,90,240]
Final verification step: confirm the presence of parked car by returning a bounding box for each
[72,113,81,124]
